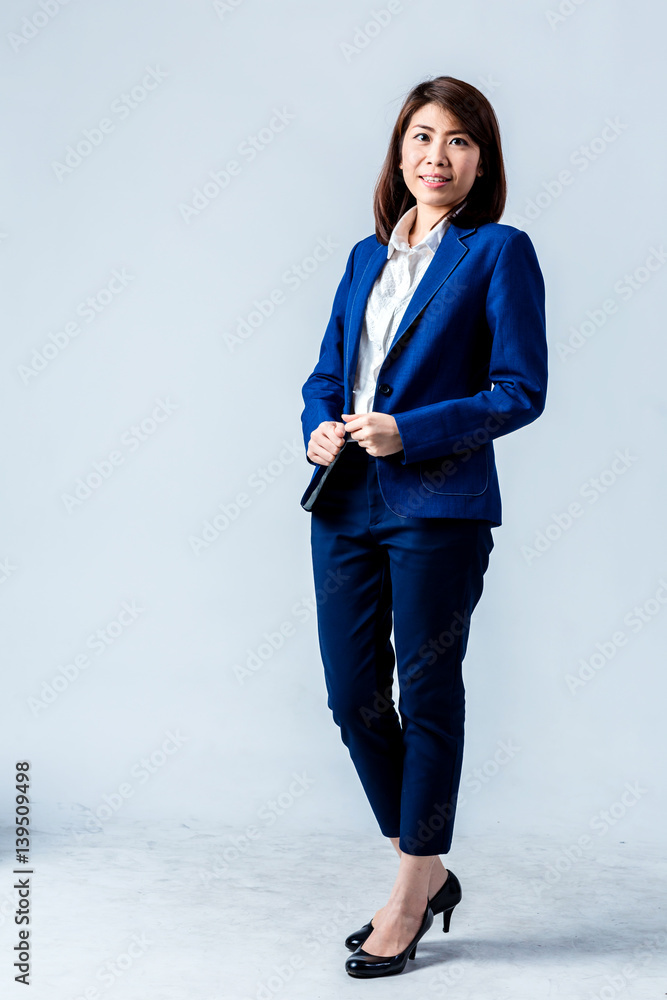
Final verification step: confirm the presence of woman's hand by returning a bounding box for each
[341,413,403,458]
[307,420,346,466]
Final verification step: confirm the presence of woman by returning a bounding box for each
[300,76,547,979]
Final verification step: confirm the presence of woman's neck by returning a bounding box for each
[408,207,449,247]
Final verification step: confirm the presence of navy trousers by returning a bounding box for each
[310,440,494,856]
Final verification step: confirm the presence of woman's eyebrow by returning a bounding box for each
[411,125,469,136]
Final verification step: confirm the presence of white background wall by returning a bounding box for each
[2,0,665,849]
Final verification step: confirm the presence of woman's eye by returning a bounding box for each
[412,133,469,145]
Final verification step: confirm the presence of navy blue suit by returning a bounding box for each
[301,221,548,525]
[300,221,547,855]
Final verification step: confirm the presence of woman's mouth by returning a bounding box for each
[419,175,451,189]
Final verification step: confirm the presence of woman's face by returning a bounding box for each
[399,102,483,215]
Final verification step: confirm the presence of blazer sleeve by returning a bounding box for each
[392,229,548,465]
[300,241,358,463]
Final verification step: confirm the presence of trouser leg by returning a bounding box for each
[384,515,494,856]
[309,443,494,854]
[309,450,403,837]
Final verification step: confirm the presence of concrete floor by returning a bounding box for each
[1,819,665,999]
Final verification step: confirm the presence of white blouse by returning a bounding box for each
[352,204,452,414]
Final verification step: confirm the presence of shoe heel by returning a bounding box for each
[409,945,417,960]
[442,907,454,933]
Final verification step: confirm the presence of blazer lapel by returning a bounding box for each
[344,243,387,395]
[344,223,477,404]
[389,223,476,352]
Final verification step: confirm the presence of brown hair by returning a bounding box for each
[372,76,507,243]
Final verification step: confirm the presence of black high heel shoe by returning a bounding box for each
[345,903,433,978]
[344,869,462,951]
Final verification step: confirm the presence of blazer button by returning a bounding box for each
[378,383,392,396]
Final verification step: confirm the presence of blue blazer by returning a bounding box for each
[300,221,548,526]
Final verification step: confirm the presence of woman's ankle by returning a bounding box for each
[427,860,448,895]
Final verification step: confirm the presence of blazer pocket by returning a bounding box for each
[419,446,489,496]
